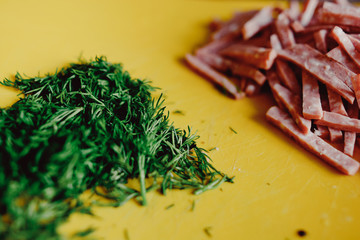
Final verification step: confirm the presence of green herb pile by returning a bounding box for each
[0,57,231,239]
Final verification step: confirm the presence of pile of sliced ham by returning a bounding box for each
[185,0,360,175]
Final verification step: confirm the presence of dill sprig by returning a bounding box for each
[0,56,232,239]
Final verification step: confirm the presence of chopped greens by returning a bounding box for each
[0,57,232,239]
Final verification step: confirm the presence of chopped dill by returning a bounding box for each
[229,126,238,134]
[73,227,96,237]
[190,199,198,212]
[172,110,185,115]
[124,229,130,240]
[0,57,232,239]
[204,226,213,237]
[165,204,175,210]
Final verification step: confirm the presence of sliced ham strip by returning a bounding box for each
[196,37,236,56]
[314,29,328,53]
[351,74,360,109]
[272,83,311,133]
[330,26,360,69]
[326,88,345,142]
[318,2,360,27]
[274,13,296,48]
[278,43,355,103]
[314,125,330,139]
[267,69,286,109]
[242,7,274,40]
[196,53,266,85]
[270,33,282,51]
[220,44,277,70]
[300,0,319,27]
[275,59,301,95]
[184,54,243,99]
[211,10,258,41]
[290,21,305,33]
[266,106,360,175]
[286,0,301,21]
[302,70,323,119]
[229,62,266,86]
[344,103,359,156]
[315,110,360,133]
[344,130,357,156]
[326,47,360,74]
[327,88,347,116]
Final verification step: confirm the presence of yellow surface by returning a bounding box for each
[1,0,360,239]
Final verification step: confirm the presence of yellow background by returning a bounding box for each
[1,0,360,239]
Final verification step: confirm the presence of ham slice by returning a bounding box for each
[315,111,360,133]
[302,70,323,119]
[276,59,301,95]
[344,103,359,156]
[318,2,360,27]
[211,11,258,40]
[300,0,319,27]
[272,83,311,133]
[185,54,243,99]
[220,44,277,70]
[266,106,360,175]
[278,44,355,103]
[326,47,360,74]
[242,7,274,40]
[314,30,328,53]
[274,13,296,48]
[330,26,360,69]
[196,53,266,85]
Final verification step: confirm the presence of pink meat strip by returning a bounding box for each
[270,33,282,51]
[300,0,319,26]
[326,47,360,74]
[266,106,360,175]
[302,70,323,119]
[318,2,360,27]
[211,10,258,41]
[266,69,286,109]
[352,74,360,109]
[278,44,355,103]
[313,125,330,139]
[315,110,360,133]
[286,0,301,21]
[242,7,274,40]
[313,29,328,53]
[196,53,266,85]
[344,102,358,156]
[290,21,305,33]
[220,44,277,70]
[326,88,345,142]
[272,83,311,133]
[330,26,360,69]
[274,13,296,48]
[195,37,236,56]
[327,88,347,115]
[276,59,301,95]
[184,54,243,99]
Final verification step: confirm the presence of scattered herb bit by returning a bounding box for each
[124,228,130,240]
[208,147,219,152]
[204,226,213,238]
[190,199,198,212]
[165,204,175,210]
[172,110,185,115]
[73,227,96,237]
[297,229,307,237]
[0,57,232,239]
[229,127,238,134]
